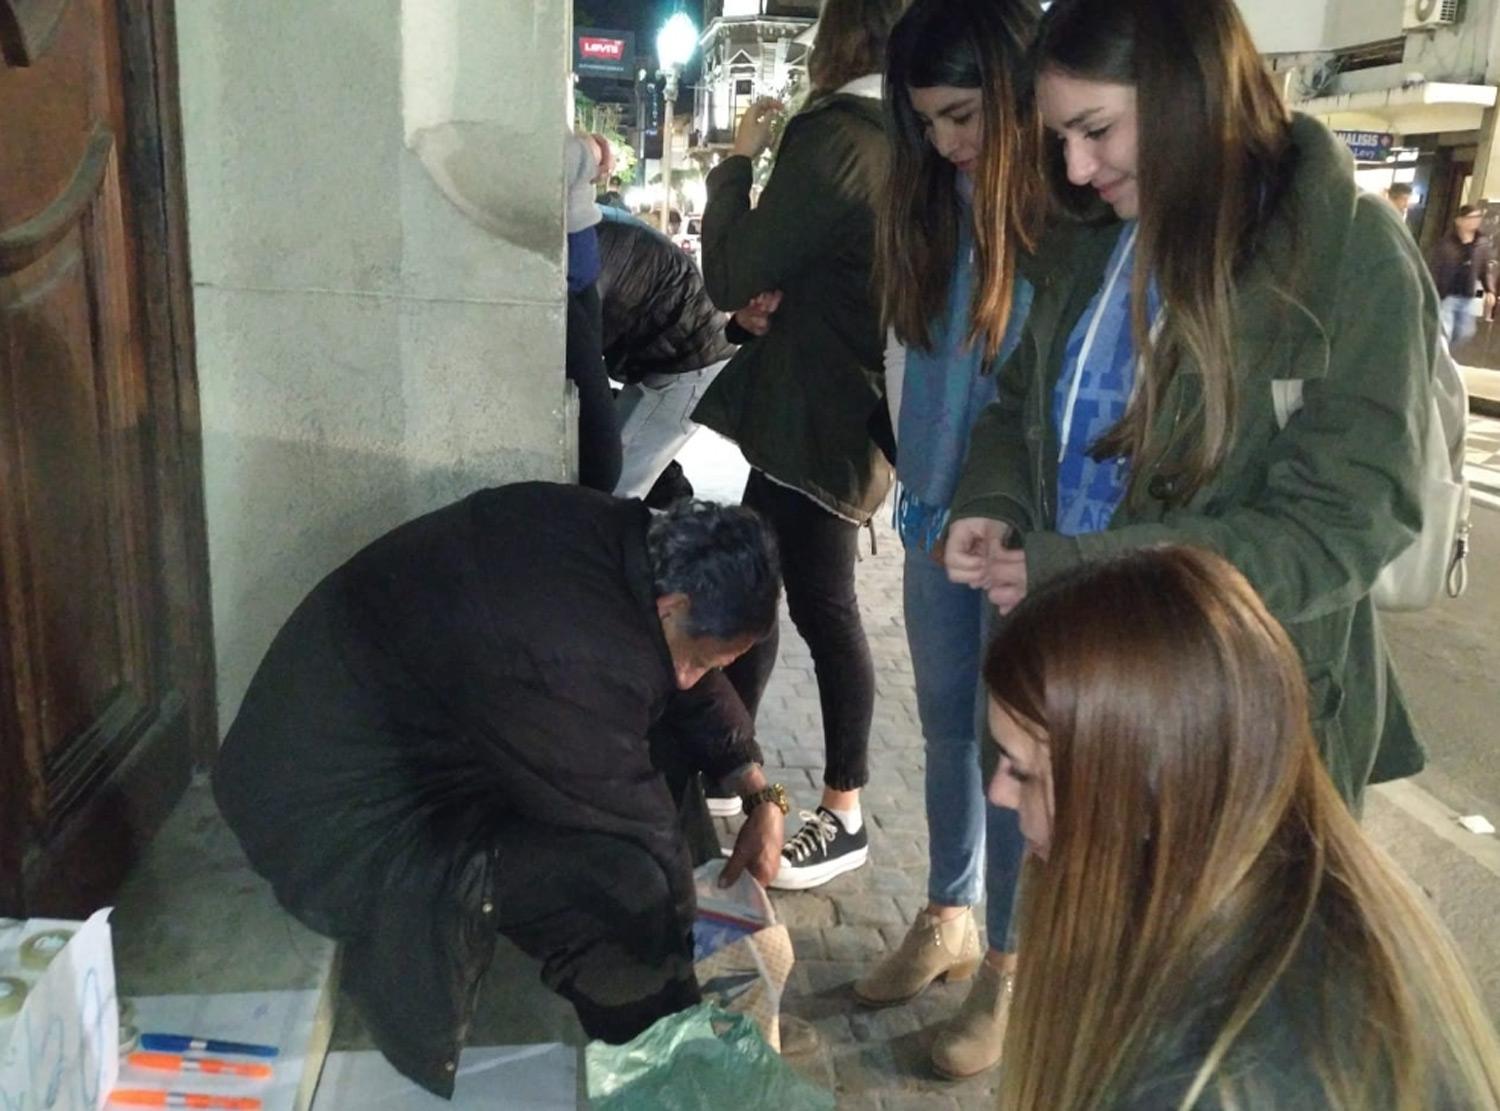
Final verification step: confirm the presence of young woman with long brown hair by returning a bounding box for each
[982,546,1500,1110]
[944,0,1438,805]
[694,0,907,889]
[848,0,1042,1078]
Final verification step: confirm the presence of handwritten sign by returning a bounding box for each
[0,911,118,1111]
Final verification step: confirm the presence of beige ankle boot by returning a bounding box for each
[930,959,1014,1079]
[853,908,981,1006]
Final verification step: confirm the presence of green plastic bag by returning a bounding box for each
[585,1003,834,1110]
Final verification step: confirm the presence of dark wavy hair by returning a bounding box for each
[878,0,1043,361]
[647,500,781,641]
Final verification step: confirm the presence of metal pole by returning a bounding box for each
[660,68,678,234]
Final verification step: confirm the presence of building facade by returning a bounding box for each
[1259,0,1500,252]
[693,0,819,150]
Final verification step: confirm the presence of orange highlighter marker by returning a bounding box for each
[110,1091,262,1110]
[128,1052,274,1080]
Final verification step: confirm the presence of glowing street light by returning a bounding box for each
[655,11,698,234]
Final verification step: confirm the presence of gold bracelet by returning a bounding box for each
[740,783,789,816]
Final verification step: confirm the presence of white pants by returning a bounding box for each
[612,359,730,499]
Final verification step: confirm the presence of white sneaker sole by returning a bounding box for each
[706,796,743,818]
[767,845,869,891]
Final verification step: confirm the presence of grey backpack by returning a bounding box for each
[1271,332,1471,611]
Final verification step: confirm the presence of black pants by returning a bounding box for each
[725,469,874,792]
[490,821,701,1044]
[565,284,622,492]
[490,728,721,1045]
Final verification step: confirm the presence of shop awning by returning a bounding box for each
[1297,81,1497,138]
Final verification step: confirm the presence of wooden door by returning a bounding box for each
[0,0,213,916]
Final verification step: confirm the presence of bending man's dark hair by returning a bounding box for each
[647,500,781,641]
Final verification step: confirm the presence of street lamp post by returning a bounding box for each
[656,12,697,235]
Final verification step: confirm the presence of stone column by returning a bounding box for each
[178,0,572,725]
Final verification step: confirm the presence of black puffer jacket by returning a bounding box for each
[596,208,735,383]
[213,484,759,1096]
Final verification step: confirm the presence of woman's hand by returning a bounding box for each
[944,518,1030,613]
[732,97,784,161]
[982,547,1029,614]
[733,290,783,336]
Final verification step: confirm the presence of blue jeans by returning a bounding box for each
[904,549,1026,950]
[1440,295,1479,351]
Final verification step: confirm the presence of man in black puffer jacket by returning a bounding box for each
[213,486,786,1096]
[596,207,737,499]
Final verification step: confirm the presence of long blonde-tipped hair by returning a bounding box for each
[1035,0,1293,508]
[877,0,1043,362]
[984,546,1500,1111]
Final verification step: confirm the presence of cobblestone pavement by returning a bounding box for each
[715,526,1002,1105]
[681,431,997,1107]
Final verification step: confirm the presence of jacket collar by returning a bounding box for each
[835,73,884,100]
[1237,113,1359,343]
[622,502,677,689]
[1022,113,1359,368]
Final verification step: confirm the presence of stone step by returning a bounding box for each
[111,775,339,1111]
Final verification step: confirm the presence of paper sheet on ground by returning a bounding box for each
[0,909,118,1111]
[121,991,323,1111]
[311,1046,577,1110]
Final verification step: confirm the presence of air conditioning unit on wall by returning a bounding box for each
[1404,0,1460,31]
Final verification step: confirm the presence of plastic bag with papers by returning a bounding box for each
[584,1004,833,1111]
[689,859,792,1048]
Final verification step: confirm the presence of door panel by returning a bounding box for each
[0,0,210,914]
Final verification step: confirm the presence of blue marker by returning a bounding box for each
[138,1033,279,1058]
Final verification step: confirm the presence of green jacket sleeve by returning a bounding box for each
[700,106,871,312]
[1023,206,1430,625]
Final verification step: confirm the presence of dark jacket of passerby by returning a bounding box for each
[950,114,1435,805]
[212,484,760,1097]
[696,93,893,522]
[1426,229,1495,300]
[596,207,735,383]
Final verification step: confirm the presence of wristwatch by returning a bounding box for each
[740,782,789,816]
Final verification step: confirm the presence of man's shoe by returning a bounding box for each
[705,786,743,818]
[768,807,868,891]
[930,960,1014,1079]
[853,908,981,1006]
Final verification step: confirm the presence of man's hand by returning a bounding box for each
[732,97,784,161]
[721,801,784,887]
[733,290,783,337]
[587,133,613,184]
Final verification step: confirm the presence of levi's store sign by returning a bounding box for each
[576,28,635,78]
[581,37,625,62]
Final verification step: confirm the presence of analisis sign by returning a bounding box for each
[1334,130,1396,163]
[576,28,635,78]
